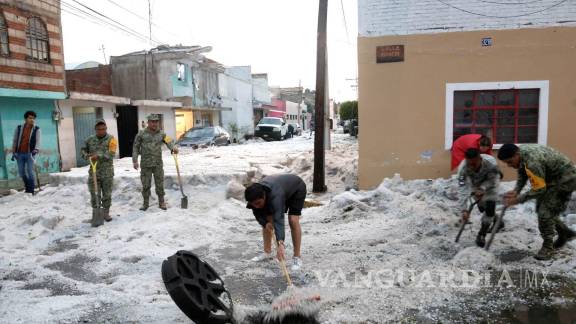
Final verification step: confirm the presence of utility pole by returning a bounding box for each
[99,45,107,64]
[148,0,153,46]
[298,79,303,130]
[313,0,328,193]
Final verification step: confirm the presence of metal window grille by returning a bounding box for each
[0,12,8,56]
[26,17,49,62]
[453,89,539,144]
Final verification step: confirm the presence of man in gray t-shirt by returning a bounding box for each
[245,173,307,271]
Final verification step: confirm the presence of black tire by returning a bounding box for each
[162,251,235,324]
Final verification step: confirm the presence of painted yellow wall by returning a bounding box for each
[175,109,194,139]
[358,27,576,189]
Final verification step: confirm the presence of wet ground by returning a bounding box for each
[4,216,576,323]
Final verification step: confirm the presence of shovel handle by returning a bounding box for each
[455,197,479,243]
[485,206,508,251]
[89,160,100,207]
[173,154,186,196]
[278,252,293,287]
[32,156,42,191]
[272,230,293,286]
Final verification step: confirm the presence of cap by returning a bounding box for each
[147,114,160,121]
[95,119,107,127]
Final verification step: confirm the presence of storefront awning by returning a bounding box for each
[69,92,131,105]
[190,106,232,112]
[170,96,231,111]
[131,99,183,108]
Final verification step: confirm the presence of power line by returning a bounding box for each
[69,0,163,44]
[62,1,157,44]
[38,0,162,45]
[339,0,350,44]
[476,0,545,4]
[435,0,569,18]
[104,0,182,40]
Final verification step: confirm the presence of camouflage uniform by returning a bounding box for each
[514,144,576,253]
[132,118,175,209]
[458,154,501,246]
[81,133,117,209]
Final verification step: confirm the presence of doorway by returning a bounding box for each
[73,107,102,167]
[116,105,139,158]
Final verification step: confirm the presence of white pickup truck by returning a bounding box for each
[254,117,288,141]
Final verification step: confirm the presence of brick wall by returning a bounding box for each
[0,0,65,92]
[359,0,576,37]
[65,65,112,95]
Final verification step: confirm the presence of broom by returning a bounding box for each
[260,231,321,323]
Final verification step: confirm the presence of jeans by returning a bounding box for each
[15,153,35,193]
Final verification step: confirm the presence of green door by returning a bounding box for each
[73,107,101,167]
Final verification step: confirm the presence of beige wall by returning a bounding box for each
[358,27,576,189]
[137,106,177,140]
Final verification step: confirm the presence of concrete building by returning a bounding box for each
[285,100,300,125]
[219,66,254,142]
[57,64,128,170]
[0,0,66,189]
[358,0,576,189]
[252,73,272,126]
[269,98,286,119]
[110,46,227,141]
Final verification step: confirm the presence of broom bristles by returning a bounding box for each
[264,287,321,322]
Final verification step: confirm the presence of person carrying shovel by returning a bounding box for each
[133,114,178,211]
[498,143,576,260]
[459,148,502,247]
[245,173,307,271]
[81,120,117,225]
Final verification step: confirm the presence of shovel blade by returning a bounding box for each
[181,196,188,209]
[91,208,104,227]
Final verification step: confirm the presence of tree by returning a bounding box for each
[339,100,358,120]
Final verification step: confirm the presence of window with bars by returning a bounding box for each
[453,89,539,144]
[0,11,8,56]
[26,17,49,62]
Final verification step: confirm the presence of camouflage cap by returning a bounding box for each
[147,114,160,121]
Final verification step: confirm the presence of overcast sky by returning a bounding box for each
[61,0,358,102]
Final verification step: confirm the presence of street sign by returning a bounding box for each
[377,45,404,63]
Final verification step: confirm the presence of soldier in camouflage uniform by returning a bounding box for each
[459,148,502,247]
[499,143,576,260]
[132,114,178,211]
[81,120,117,222]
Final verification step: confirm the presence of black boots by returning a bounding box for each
[553,222,576,249]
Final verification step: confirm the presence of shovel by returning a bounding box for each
[31,156,42,192]
[172,153,188,209]
[455,195,478,243]
[89,160,104,227]
[485,206,508,251]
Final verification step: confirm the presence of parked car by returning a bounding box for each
[254,117,288,141]
[288,123,302,137]
[177,126,231,148]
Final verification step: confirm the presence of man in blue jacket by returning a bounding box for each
[12,111,41,194]
[245,174,307,270]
